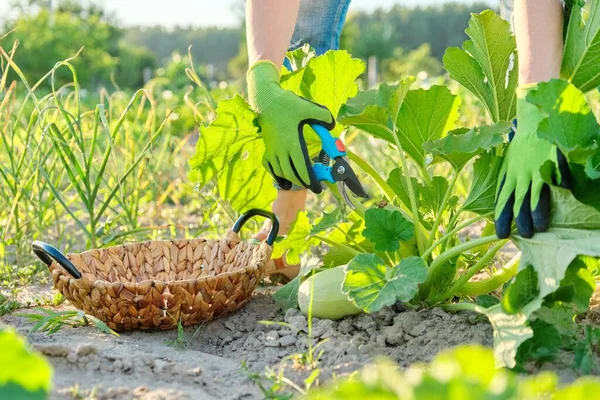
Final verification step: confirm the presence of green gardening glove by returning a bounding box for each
[247,61,335,193]
[495,84,571,238]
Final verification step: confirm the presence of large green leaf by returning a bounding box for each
[543,257,596,313]
[443,10,518,123]
[501,265,539,315]
[343,254,426,313]
[217,139,277,212]
[562,0,600,92]
[338,78,414,143]
[571,163,600,210]
[419,176,457,222]
[480,305,534,368]
[0,328,52,398]
[514,228,600,301]
[515,320,562,365]
[549,185,600,229]
[526,80,599,168]
[304,50,365,119]
[386,167,423,210]
[423,122,511,170]
[362,208,414,252]
[189,95,260,185]
[463,153,504,215]
[396,85,460,166]
[310,207,344,235]
[272,211,319,264]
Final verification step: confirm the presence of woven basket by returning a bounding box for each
[32,209,279,331]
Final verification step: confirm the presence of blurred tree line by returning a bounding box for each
[1,0,494,90]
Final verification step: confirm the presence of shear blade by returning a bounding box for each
[332,158,368,199]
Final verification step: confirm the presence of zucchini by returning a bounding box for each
[298,266,362,320]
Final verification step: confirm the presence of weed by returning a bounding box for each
[15,308,119,336]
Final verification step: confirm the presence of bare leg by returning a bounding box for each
[246,0,308,238]
[513,0,564,84]
[252,189,307,239]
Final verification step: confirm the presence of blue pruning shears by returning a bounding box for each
[310,124,368,207]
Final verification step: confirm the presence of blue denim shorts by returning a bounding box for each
[289,0,352,56]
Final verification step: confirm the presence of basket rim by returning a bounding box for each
[51,236,272,288]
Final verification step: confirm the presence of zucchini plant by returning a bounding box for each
[190,7,600,368]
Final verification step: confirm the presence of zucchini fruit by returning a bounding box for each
[298,266,362,320]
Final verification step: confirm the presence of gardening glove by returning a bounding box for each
[247,60,335,194]
[495,84,572,239]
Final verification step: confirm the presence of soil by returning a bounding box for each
[2,283,599,399]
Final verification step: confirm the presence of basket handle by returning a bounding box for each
[232,209,280,246]
[31,241,82,279]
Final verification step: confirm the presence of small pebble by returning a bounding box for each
[224,321,235,331]
[287,315,308,332]
[278,335,296,347]
[265,330,279,341]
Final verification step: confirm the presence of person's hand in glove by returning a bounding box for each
[247,60,335,194]
[495,85,571,239]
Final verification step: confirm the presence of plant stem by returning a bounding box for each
[458,253,520,297]
[421,212,493,260]
[425,169,462,250]
[347,150,396,202]
[313,235,361,257]
[420,234,500,298]
[384,126,424,255]
[440,302,487,314]
[428,240,507,304]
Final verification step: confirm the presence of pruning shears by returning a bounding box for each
[310,124,368,208]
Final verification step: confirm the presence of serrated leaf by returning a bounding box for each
[571,163,600,210]
[514,228,600,302]
[526,80,599,166]
[501,265,539,315]
[480,304,534,368]
[562,0,600,92]
[516,319,562,365]
[463,153,504,214]
[396,86,460,165]
[534,304,578,344]
[362,208,414,252]
[310,207,344,235]
[338,79,414,143]
[423,122,510,170]
[306,50,365,120]
[444,10,518,123]
[272,211,318,264]
[386,167,423,210]
[217,139,277,212]
[550,185,600,229]
[189,95,259,185]
[544,257,596,312]
[419,176,450,217]
[343,254,426,313]
[285,44,316,71]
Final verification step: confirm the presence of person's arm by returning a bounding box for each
[513,0,564,84]
[246,0,301,67]
[495,0,567,239]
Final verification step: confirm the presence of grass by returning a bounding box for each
[14,308,119,336]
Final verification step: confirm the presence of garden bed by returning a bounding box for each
[3,283,597,399]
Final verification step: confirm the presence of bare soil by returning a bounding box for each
[2,283,599,399]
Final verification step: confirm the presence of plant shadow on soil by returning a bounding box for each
[2,284,599,399]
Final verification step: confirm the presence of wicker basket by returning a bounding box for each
[32,209,279,331]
